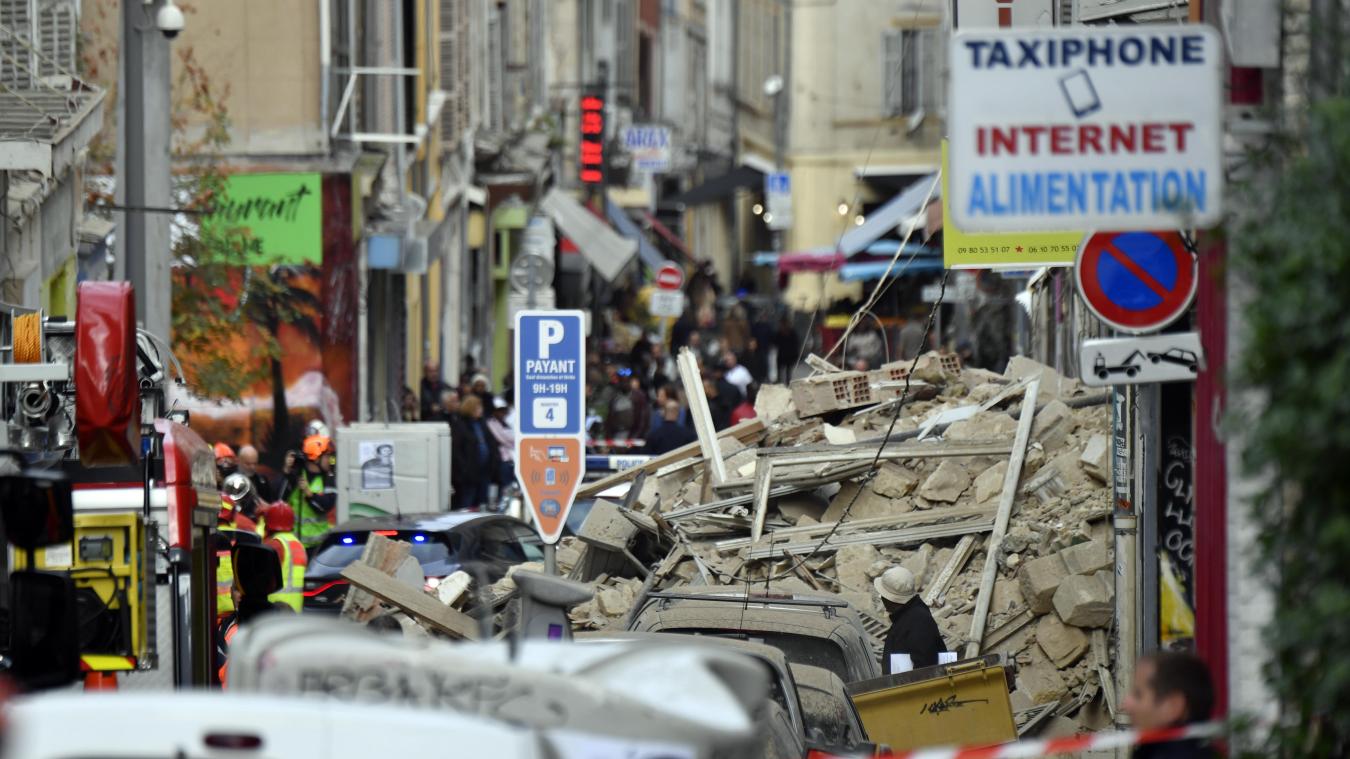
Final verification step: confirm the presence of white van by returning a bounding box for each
[5,691,548,758]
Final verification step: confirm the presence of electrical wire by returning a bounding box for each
[702,270,950,586]
[792,0,937,375]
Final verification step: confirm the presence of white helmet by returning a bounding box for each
[222,472,253,503]
[304,419,332,439]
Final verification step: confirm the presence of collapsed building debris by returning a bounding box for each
[335,351,1116,739]
[562,350,1117,738]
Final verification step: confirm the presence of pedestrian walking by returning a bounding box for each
[644,400,698,455]
[452,396,500,510]
[486,397,516,498]
[876,566,947,673]
[1122,652,1217,758]
[773,316,800,383]
[419,360,450,421]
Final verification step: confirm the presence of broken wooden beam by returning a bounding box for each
[743,516,995,560]
[718,503,1000,552]
[921,533,978,606]
[965,378,1040,659]
[678,347,729,485]
[340,561,480,640]
[575,418,765,498]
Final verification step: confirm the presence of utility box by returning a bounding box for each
[17,512,153,672]
[335,423,453,523]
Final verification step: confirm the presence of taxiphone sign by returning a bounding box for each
[514,311,586,544]
[949,26,1223,231]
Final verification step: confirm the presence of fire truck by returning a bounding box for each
[0,283,221,689]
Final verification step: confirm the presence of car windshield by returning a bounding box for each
[312,531,455,570]
[670,629,852,683]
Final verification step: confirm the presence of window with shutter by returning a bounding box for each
[36,0,73,79]
[882,30,903,117]
[0,0,35,89]
[884,28,934,118]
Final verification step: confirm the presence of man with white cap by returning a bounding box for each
[876,565,947,674]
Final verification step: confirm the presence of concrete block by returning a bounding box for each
[822,423,857,445]
[1005,356,1077,399]
[755,383,795,420]
[1060,540,1111,576]
[1079,434,1111,484]
[1035,614,1089,668]
[1031,399,1078,451]
[596,587,628,616]
[1052,570,1115,628]
[1017,658,1070,705]
[991,577,1025,616]
[835,544,881,593]
[973,461,1008,504]
[777,494,827,526]
[1019,553,1069,614]
[945,411,1018,441]
[872,463,919,499]
[918,460,972,503]
[901,543,935,586]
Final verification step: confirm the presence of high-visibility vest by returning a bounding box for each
[215,545,234,617]
[218,619,238,687]
[291,473,331,549]
[267,531,307,612]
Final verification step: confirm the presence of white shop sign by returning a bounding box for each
[948,26,1223,231]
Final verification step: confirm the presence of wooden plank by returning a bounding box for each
[575,418,764,498]
[804,353,842,373]
[718,503,1000,552]
[750,460,774,542]
[965,378,1040,659]
[750,441,1014,468]
[744,518,994,560]
[981,607,1034,651]
[678,347,729,484]
[921,533,978,606]
[340,562,480,640]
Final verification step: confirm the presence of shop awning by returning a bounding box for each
[836,173,940,256]
[642,211,692,260]
[606,198,668,273]
[838,256,944,282]
[541,188,637,282]
[769,242,933,274]
[666,165,764,206]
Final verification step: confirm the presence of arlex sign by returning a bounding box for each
[514,310,587,544]
[948,26,1224,231]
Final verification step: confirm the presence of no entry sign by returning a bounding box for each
[949,25,1223,231]
[1074,231,1196,333]
[655,262,684,290]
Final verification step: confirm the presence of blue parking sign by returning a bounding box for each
[514,311,586,436]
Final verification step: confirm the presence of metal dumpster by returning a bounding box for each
[845,654,1016,752]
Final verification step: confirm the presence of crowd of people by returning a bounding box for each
[409,360,518,511]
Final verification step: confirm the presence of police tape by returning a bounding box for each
[832,722,1224,759]
[586,439,646,448]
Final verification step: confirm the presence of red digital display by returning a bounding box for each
[579,93,605,184]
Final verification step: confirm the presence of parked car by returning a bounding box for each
[788,662,872,755]
[303,512,544,612]
[626,586,883,684]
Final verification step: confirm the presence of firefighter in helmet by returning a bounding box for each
[260,502,307,613]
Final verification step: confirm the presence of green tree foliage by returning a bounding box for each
[1235,96,1350,757]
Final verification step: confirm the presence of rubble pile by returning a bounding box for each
[563,352,1119,737]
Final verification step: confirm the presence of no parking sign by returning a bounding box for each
[1074,231,1196,334]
